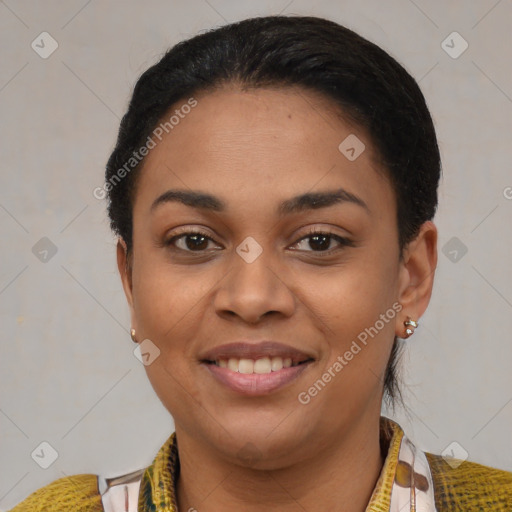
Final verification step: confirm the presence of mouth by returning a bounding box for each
[205,356,311,373]
[199,341,315,395]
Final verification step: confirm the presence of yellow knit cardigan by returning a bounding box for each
[8,417,512,511]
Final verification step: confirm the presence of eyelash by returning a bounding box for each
[164,227,354,256]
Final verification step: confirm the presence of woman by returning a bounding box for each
[10,14,512,512]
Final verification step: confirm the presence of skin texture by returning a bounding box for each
[117,85,438,512]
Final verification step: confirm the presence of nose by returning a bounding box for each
[213,245,296,324]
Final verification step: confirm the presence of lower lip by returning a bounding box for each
[203,362,312,396]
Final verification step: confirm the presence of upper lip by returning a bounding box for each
[199,341,315,364]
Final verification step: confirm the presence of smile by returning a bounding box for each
[199,341,315,395]
[210,356,307,373]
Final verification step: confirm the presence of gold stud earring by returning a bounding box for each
[130,328,138,343]
[403,317,418,338]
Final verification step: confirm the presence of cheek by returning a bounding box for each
[132,258,208,415]
[130,252,216,342]
[306,254,399,329]
[298,299,398,426]
[302,248,400,390]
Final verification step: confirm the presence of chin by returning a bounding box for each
[206,413,312,466]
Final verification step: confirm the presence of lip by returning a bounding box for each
[199,341,315,396]
[204,362,312,395]
[198,341,314,364]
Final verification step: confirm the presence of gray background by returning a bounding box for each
[1,0,511,509]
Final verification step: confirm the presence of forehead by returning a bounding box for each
[133,85,394,218]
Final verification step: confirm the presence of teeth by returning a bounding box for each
[238,358,254,374]
[216,356,302,373]
[271,357,283,371]
[227,358,238,372]
[253,357,271,374]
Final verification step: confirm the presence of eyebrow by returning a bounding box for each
[150,188,369,215]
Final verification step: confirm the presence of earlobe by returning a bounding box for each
[396,221,438,337]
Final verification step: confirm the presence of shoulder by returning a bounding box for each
[425,452,512,511]
[7,473,103,512]
[8,467,147,512]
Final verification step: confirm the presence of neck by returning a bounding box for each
[175,412,385,512]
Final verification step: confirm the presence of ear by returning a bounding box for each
[116,238,136,328]
[395,221,438,337]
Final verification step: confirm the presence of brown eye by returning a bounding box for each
[292,229,354,253]
[165,230,220,252]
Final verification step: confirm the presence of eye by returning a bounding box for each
[163,227,353,255]
[291,228,354,254]
[164,229,221,252]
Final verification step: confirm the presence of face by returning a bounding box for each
[118,85,436,468]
